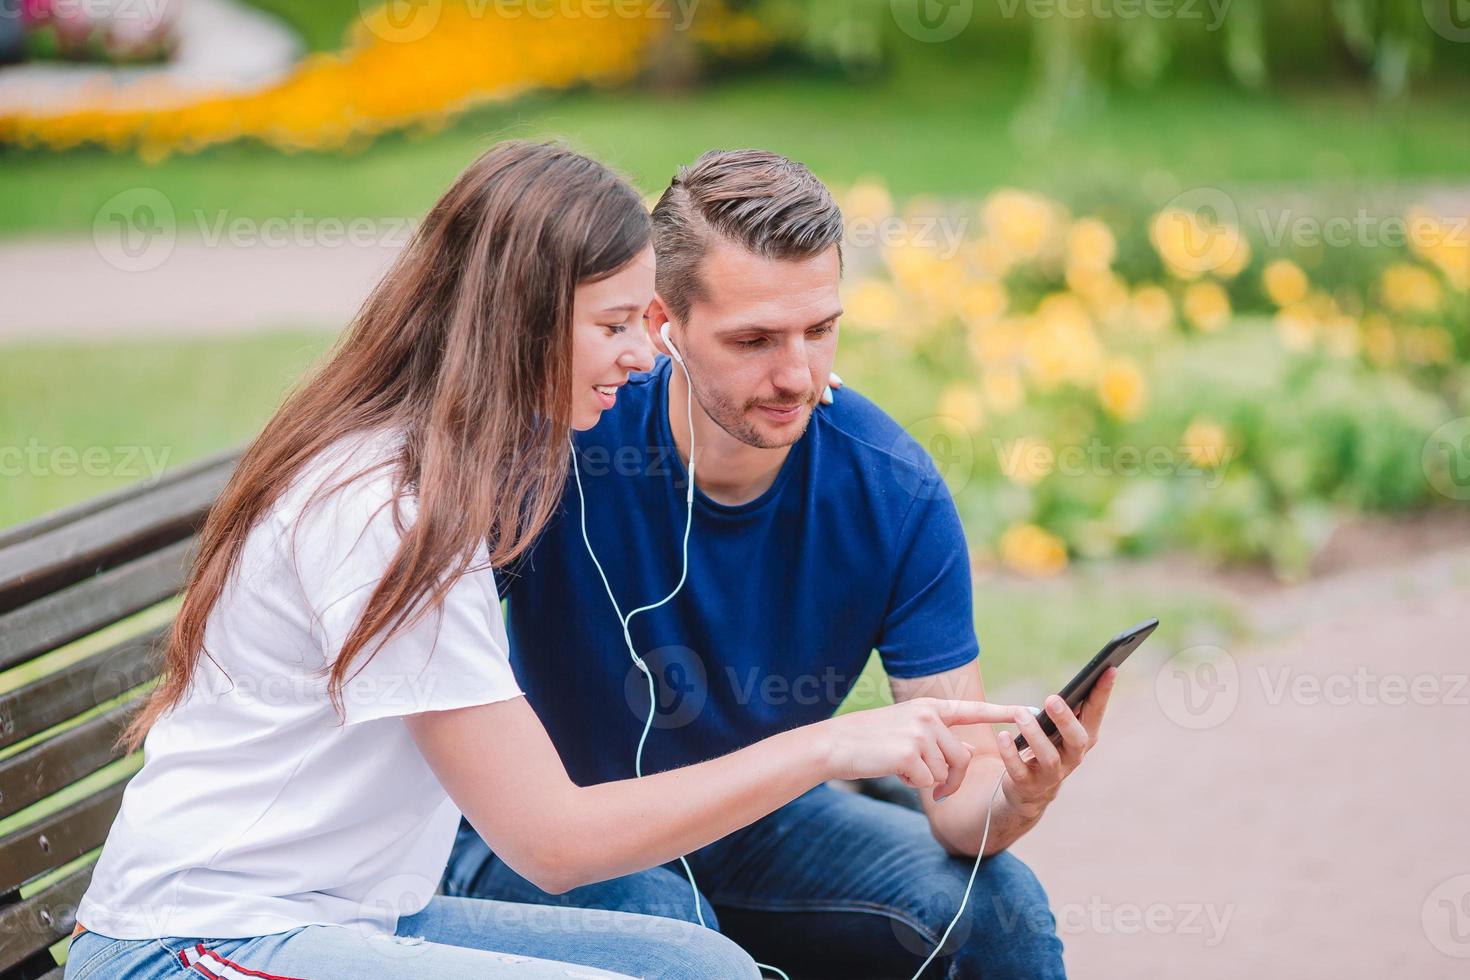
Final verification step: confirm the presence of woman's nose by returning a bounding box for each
[622,329,655,373]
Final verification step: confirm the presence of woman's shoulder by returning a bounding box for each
[267,427,413,548]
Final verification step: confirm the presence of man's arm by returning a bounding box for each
[888,660,1117,857]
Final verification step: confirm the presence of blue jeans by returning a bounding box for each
[444,783,1066,980]
[64,894,760,979]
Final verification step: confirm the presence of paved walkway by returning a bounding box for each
[0,235,401,340]
[1012,543,1470,978]
[5,182,1467,343]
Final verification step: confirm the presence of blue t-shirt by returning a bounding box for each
[498,357,980,787]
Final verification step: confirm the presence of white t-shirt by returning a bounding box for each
[78,429,524,940]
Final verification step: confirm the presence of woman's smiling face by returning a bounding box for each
[569,245,657,431]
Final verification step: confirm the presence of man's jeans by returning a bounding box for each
[444,782,1066,979]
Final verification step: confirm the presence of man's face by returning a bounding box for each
[669,238,842,449]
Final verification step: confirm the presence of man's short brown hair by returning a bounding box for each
[651,149,844,321]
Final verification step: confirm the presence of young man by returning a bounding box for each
[443,150,1114,978]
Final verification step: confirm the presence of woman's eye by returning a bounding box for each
[602,322,629,334]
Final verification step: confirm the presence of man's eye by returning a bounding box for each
[737,338,766,349]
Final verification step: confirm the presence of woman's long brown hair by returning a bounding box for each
[124,141,650,749]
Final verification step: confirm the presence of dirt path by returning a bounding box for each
[1012,543,1470,978]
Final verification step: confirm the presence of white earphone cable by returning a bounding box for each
[570,343,996,980]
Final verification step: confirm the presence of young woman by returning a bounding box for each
[67,141,1019,980]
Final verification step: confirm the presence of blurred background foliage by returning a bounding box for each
[2,0,1468,589]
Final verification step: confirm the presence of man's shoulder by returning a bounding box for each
[812,384,945,492]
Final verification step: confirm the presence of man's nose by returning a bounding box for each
[770,343,813,394]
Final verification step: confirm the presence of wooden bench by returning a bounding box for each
[0,450,915,979]
[0,451,239,980]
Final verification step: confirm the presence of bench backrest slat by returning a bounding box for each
[0,459,231,614]
[0,698,143,822]
[0,781,127,897]
[0,449,236,555]
[0,865,92,974]
[0,539,196,675]
[0,626,166,753]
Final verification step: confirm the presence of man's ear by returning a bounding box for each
[644,295,674,357]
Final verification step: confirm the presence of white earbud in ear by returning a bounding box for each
[660,321,685,365]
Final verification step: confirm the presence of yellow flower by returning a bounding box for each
[957,280,1009,327]
[981,368,1026,414]
[1379,263,1442,314]
[1360,314,1397,369]
[1083,273,1131,324]
[937,385,986,431]
[1275,303,1318,351]
[1130,285,1175,333]
[1098,357,1147,420]
[1182,281,1231,333]
[1182,418,1231,469]
[1025,294,1101,388]
[1262,259,1309,307]
[1150,208,1251,281]
[1402,326,1455,366]
[843,280,901,332]
[1066,217,1116,270]
[981,189,1056,260]
[999,523,1068,578]
[2,0,765,155]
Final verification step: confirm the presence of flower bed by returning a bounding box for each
[837,181,1469,578]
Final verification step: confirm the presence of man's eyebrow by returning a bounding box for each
[718,310,845,334]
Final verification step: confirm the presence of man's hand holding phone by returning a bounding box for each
[993,666,1118,818]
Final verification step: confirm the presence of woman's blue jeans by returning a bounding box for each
[63,893,761,979]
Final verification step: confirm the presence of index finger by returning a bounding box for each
[932,699,1024,726]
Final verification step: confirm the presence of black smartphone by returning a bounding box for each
[1014,618,1159,752]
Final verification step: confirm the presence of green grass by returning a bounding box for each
[242,0,363,50]
[0,329,333,528]
[4,49,1469,236]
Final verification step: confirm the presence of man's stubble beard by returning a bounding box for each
[683,361,815,451]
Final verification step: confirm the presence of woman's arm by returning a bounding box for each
[405,693,1020,894]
